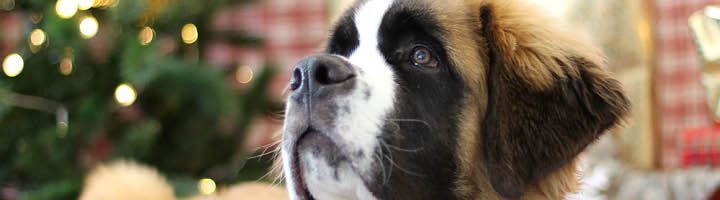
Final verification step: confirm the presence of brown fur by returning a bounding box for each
[434,0,628,199]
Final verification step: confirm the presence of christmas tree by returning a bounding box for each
[0,0,282,199]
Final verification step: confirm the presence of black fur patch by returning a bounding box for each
[326,6,360,56]
[361,1,463,199]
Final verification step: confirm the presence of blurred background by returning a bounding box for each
[2,0,720,199]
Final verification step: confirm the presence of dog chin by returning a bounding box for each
[290,129,377,200]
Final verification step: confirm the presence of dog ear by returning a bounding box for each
[477,3,630,199]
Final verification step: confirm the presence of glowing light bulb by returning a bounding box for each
[59,57,73,75]
[3,53,24,77]
[114,83,137,107]
[77,0,94,10]
[235,65,254,84]
[55,0,78,19]
[181,23,198,44]
[138,26,154,45]
[29,29,47,47]
[79,16,99,39]
[198,178,216,195]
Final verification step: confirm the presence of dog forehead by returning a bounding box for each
[348,0,393,61]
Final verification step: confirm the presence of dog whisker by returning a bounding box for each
[261,153,285,187]
[379,139,423,154]
[380,140,424,178]
[249,146,281,160]
[388,118,432,129]
[269,163,285,187]
[383,153,423,178]
[385,120,402,133]
[249,142,282,166]
[374,148,389,186]
[254,153,280,182]
[384,143,423,153]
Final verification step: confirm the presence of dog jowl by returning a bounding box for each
[280,0,630,200]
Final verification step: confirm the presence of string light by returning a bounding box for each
[138,26,154,45]
[181,23,198,44]
[59,56,73,75]
[3,53,24,77]
[198,178,216,195]
[30,14,43,24]
[29,29,47,47]
[55,0,78,19]
[114,83,137,107]
[235,65,254,84]
[29,29,47,53]
[77,0,94,10]
[79,16,99,39]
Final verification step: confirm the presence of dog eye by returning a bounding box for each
[410,46,438,68]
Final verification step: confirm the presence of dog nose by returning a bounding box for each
[290,55,356,97]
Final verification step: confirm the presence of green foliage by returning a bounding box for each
[20,179,81,200]
[0,81,11,120]
[1,0,279,199]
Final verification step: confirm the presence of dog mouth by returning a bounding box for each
[291,126,366,200]
[290,128,316,200]
[291,127,351,200]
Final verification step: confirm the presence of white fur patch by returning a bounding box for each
[296,0,397,199]
[302,151,377,200]
[341,0,397,175]
[282,102,301,200]
[281,148,299,200]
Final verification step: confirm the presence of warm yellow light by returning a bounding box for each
[92,0,117,8]
[55,0,78,19]
[235,65,254,84]
[0,0,15,11]
[77,0,94,10]
[138,26,154,45]
[3,53,24,77]
[198,178,216,195]
[29,29,47,47]
[60,57,73,75]
[181,23,198,44]
[79,16,99,39]
[114,83,137,107]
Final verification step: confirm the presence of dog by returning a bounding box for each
[280,0,630,199]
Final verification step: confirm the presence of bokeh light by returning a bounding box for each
[29,29,47,47]
[181,23,198,44]
[198,178,216,195]
[79,16,99,39]
[2,53,24,77]
[55,0,78,19]
[59,57,73,75]
[138,26,154,45]
[77,0,94,10]
[235,65,254,84]
[114,83,137,107]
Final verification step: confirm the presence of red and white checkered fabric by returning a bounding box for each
[205,0,330,150]
[207,0,329,69]
[654,0,719,168]
[681,125,720,167]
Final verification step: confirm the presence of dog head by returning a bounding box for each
[281,0,630,199]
